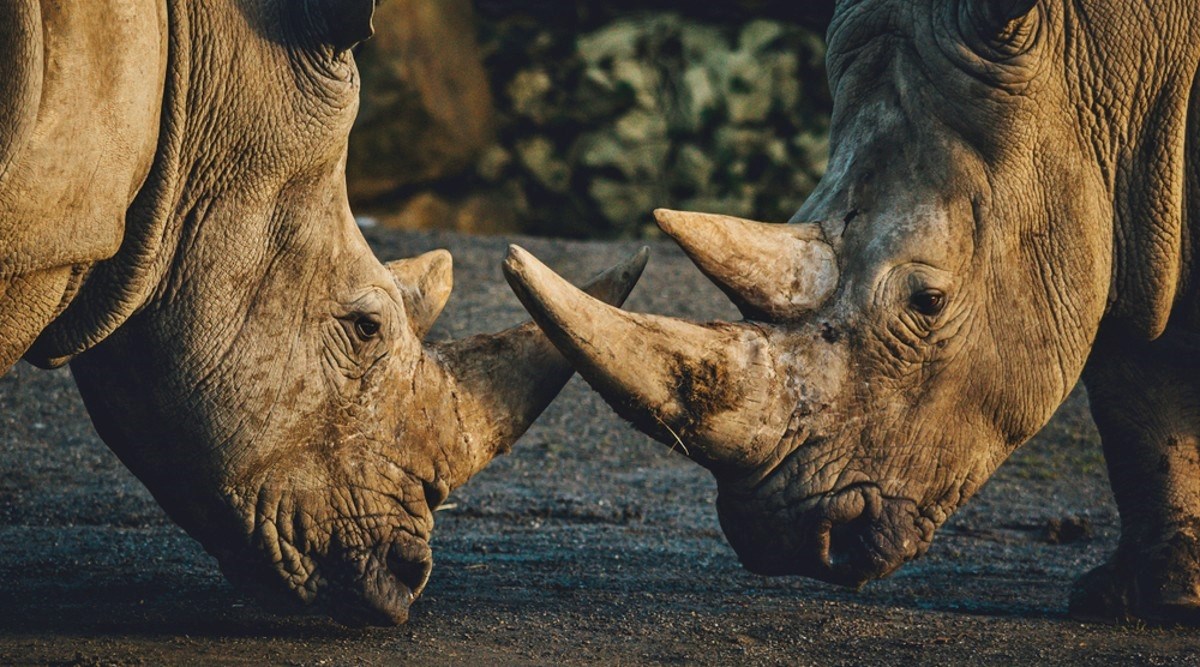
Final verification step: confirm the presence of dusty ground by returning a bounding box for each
[1,229,1198,665]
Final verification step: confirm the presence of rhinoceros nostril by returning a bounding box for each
[827,514,873,570]
[387,540,433,596]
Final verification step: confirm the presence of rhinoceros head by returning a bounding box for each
[23,0,646,625]
[503,0,1181,586]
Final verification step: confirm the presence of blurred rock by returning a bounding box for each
[507,69,555,123]
[347,0,494,203]
[377,190,522,235]
[378,192,455,231]
[476,9,830,236]
[515,136,572,192]
[453,192,524,235]
[1043,516,1094,545]
[343,2,832,237]
[475,145,513,183]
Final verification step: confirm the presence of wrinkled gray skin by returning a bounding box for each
[505,0,1200,625]
[0,0,646,625]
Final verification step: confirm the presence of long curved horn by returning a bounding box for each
[654,209,838,322]
[427,247,649,489]
[503,245,795,472]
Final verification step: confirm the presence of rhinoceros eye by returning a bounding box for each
[353,315,382,340]
[910,289,947,317]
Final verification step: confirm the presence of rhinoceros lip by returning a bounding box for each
[209,516,432,627]
[724,482,933,587]
[312,532,433,627]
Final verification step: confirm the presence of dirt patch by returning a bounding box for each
[1,229,1197,665]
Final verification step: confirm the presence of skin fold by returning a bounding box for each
[0,0,647,625]
[506,0,1200,625]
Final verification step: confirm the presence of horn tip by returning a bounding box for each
[503,244,538,279]
[631,245,651,273]
[653,209,686,234]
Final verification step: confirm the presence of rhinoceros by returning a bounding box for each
[0,1,646,625]
[503,0,1200,624]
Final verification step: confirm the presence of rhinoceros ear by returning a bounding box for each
[308,0,379,51]
[964,0,1039,37]
[386,250,454,339]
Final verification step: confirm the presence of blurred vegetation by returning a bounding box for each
[348,1,831,239]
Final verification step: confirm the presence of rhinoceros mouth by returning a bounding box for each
[287,525,434,627]
[317,535,433,626]
[206,489,434,627]
[720,482,936,587]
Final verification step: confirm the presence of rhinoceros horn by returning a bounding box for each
[653,209,838,321]
[420,247,650,489]
[502,245,800,472]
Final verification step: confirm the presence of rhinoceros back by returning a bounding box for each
[0,0,166,371]
[0,0,167,279]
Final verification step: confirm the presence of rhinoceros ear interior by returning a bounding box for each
[970,0,1038,33]
[993,0,1038,21]
[386,250,454,339]
[308,0,378,52]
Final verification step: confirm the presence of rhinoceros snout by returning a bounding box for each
[324,536,433,627]
[721,484,931,587]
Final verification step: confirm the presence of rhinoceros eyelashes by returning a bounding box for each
[959,0,1041,59]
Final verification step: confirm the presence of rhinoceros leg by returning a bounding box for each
[1071,336,1200,625]
[0,266,74,374]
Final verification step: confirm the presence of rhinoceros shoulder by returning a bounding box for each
[0,0,167,371]
[0,0,167,279]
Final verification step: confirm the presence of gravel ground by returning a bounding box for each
[1,228,1198,665]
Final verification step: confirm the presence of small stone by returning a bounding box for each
[1044,516,1094,545]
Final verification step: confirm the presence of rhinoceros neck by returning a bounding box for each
[1094,22,1200,340]
[23,0,193,368]
[1177,69,1200,333]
